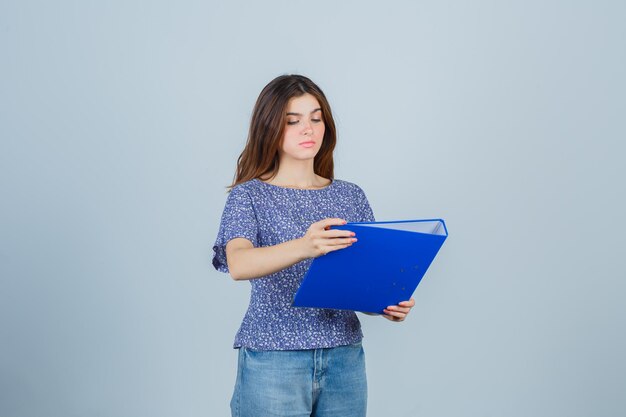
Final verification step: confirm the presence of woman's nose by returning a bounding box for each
[302,120,313,135]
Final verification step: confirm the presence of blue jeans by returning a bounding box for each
[230,342,367,417]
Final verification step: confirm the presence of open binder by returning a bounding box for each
[292,219,448,314]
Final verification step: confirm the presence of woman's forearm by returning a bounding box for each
[227,218,356,280]
[227,238,308,280]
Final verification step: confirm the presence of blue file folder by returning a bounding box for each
[292,219,448,314]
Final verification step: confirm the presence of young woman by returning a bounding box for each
[212,74,415,417]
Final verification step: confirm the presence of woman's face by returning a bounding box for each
[279,93,325,162]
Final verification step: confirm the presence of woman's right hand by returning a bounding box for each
[298,218,357,259]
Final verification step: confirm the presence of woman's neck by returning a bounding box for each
[262,159,330,189]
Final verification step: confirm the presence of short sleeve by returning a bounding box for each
[355,186,375,222]
[212,185,259,273]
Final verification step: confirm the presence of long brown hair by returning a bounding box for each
[229,74,337,189]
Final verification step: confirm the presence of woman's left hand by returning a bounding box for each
[382,298,415,322]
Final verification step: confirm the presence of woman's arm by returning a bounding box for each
[226,218,357,280]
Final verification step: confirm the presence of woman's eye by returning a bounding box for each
[287,118,322,125]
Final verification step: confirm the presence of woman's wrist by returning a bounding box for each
[291,237,312,262]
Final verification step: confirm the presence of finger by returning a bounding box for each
[317,244,351,257]
[315,237,356,249]
[383,308,408,319]
[384,306,408,315]
[318,218,348,230]
[382,313,404,322]
[385,305,411,314]
[398,298,415,307]
[387,302,413,312]
[326,237,357,246]
[322,229,356,238]
[324,242,354,254]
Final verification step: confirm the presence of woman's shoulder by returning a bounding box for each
[221,180,262,205]
[332,178,367,193]
[228,178,263,194]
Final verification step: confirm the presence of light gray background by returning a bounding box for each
[1,1,625,416]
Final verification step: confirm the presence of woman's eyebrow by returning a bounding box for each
[286,108,322,116]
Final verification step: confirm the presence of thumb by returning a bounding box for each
[318,218,348,230]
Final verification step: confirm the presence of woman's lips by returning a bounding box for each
[299,141,316,148]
